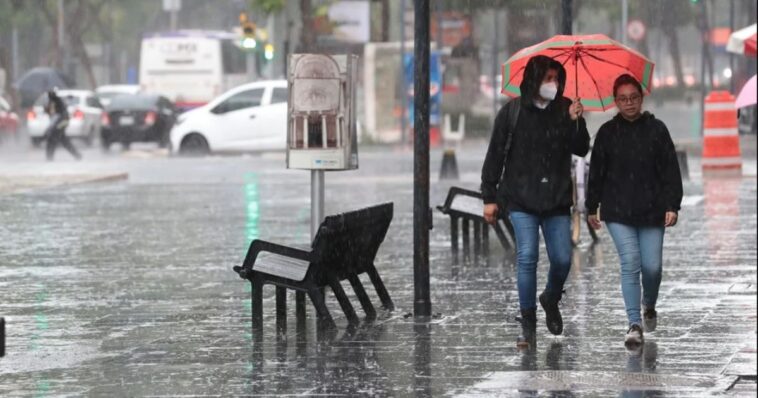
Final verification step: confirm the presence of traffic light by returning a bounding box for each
[264,43,274,61]
[239,12,257,50]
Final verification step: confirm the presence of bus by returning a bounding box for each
[139,30,247,111]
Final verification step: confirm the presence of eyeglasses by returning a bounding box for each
[615,94,642,105]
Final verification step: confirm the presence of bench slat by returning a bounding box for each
[450,194,484,216]
[253,252,311,281]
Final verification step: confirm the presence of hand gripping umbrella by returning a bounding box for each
[502,34,655,111]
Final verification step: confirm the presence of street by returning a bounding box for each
[0,141,755,396]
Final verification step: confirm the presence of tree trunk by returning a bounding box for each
[36,0,62,68]
[381,0,390,42]
[299,0,314,52]
[662,22,684,88]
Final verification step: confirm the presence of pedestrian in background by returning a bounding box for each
[44,89,81,161]
[586,73,683,348]
[481,55,589,348]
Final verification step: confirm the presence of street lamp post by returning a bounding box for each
[413,0,431,318]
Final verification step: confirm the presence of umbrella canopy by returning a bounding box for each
[727,24,757,57]
[735,74,757,109]
[12,67,73,108]
[502,34,654,111]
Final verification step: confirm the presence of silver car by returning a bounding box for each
[27,89,104,147]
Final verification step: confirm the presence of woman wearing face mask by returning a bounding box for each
[586,74,683,348]
[481,55,589,348]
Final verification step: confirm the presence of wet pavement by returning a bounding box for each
[0,143,755,396]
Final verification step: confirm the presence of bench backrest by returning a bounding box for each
[310,202,393,283]
[437,186,485,220]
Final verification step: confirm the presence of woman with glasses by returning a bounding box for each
[585,74,683,348]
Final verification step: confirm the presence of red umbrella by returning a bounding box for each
[501,34,655,111]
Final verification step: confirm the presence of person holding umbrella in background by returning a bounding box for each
[586,73,683,348]
[481,54,588,349]
[44,89,81,161]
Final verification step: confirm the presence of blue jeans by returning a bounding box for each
[606,223,664,327]
[508,211,573,310]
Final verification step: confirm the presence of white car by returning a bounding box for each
[27,89,104,147]
[170,80,288,155]
[95,84,141,107]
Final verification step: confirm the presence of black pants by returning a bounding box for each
[45,116,81,161]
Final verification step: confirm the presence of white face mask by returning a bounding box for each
[539,82,558,101]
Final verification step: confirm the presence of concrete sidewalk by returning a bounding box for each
[0,144,754,396]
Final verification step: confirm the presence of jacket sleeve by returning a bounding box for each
[656,121,683,212]
[585,126,607,215]
[570,116,590,157]
[480,105,510,204]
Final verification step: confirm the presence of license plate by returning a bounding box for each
[119,116,134,126]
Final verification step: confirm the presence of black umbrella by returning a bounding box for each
[13,67,74,108]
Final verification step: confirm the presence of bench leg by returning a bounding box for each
[307,288,335,328]
[450,216,459,262]
[474,220,481,260]
[295,291,306,326]
[482,222,490,256]
[251,277,264,338]
[348,275,376,319]
[328,275,359,324]
[493,222,510,251]
[367,265,394,311]
[462,218,470,261]
[276,286,287,336]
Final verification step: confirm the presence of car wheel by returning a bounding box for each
[122,140,131,151]
[101,138,111,152]
[179,133,210,156]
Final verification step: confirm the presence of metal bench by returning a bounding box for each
[233,203,395,332]
[437,187,515,261]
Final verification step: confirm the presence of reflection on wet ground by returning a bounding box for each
[0,151,755,396]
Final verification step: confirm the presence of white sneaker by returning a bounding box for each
[625,324,644,346]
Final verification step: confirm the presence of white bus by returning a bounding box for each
[139,30,247,111]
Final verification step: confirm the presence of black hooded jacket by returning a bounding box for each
[481,96,590,216]
[586,112,683,226]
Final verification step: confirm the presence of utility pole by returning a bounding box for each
[400,0,407,145]
[729,0,735,93]
[413,0,431,318]
[621,0,628,44]
[562,0,573,35]
[57,0,65,70]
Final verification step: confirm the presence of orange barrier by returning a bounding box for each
[702,91,741,170]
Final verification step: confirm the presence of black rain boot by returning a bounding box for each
[539,290,564,335]
[516,307,537,348]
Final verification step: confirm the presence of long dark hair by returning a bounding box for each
[519,55,566,104]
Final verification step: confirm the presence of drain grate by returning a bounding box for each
[457,371,721,393]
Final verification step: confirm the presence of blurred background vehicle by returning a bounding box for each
[169,80,287,156]
[26,89,103,147]
[101,93,176,151]
[0,96,20,142]
[95,84,141,107]
[139,30,247,112]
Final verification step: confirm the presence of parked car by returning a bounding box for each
[27,89,103,147]
[101,94,176,150]
[95,84,141,107]
[170,80,288,155]
[0,96,19,141]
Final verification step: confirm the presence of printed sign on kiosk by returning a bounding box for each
[287,54,359,170]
